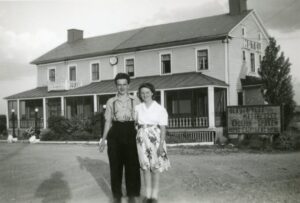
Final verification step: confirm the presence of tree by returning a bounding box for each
[259,37,296,129]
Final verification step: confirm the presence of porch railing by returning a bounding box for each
[166,130,216,143]
[168,116,208,128]
[19,119,44,129]
[48,80,82,91]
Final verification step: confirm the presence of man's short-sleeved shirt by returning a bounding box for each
[105,94,140,122]
[135,101,168,126]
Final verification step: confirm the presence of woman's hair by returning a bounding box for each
[138,82,156,100]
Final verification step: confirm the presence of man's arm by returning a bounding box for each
[98,119,111,152]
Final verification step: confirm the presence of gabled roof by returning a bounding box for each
[5,72,227,100]
[31,10,252,65]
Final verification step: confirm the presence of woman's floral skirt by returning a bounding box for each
[136,125,170,172]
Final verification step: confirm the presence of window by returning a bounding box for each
[242,27,246,37]
[69,66,76,81]
[250,53,255,72]
[48,68,55,82]
[238,92,243,105]
[258,33,262,41]
[161,54,171,74]
[197,49,208,70]
[91,63,100,81]
[125,58,135,77]
[242,51,246,62]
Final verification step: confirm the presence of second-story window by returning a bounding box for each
[250,53,255,72]
[161,54,171,74]
[69,66,76,81]
[125,58,134,77]
[49,68,55,82]
[197,49,208,70]
[91,63,100,81]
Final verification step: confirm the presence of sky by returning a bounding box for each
[0,0,300,114]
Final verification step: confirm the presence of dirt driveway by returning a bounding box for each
[0,143,299,203]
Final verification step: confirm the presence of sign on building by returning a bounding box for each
[227,105,281,134]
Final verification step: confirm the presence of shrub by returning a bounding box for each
[90,112,104,138]
[22,127,36,139]
[72,130,97,141]
[0,115,7,135]
[273,128,300,150]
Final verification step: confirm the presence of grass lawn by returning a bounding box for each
[0,143,299,203]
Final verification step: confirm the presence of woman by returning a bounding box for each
[135,83,170,203]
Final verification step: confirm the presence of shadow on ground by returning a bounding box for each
[35,171,71,203]
[77,156,113,202]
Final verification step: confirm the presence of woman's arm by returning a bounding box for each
[157,125,166,156]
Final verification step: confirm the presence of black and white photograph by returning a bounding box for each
[0,0,300,202]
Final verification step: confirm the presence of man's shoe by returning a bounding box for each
[128,196,138,203]
[151,198,158,203]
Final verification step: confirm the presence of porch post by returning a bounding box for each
[43,98,47,129]
[61,96,65,116]
[6,100,9,130]
[160,90,165,108]
[208,86,215,128]
[17,99,20,128]
[93,94,98,113]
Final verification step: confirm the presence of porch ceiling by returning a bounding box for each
[5,72,227,100]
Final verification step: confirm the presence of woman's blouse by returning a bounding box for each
[135,101,168,126]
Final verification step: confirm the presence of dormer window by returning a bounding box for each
[125,58,135,77]
[161,53,171,74]
[91,62,100,81]
[48,68,55,82]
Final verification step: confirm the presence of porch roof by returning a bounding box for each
[5,72,227,100]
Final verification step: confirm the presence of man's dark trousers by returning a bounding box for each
[107,121,141,199]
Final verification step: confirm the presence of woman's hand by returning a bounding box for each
[98,139,106,152]
[157,143,165,157]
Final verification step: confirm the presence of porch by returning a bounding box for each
[5,72,227,142]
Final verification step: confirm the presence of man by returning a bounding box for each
[99,73,141,203]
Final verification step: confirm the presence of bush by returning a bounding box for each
[72,130,97,141]
[48,116,72,135]
[22,127,36,139]
[0,115,7,135]
[273,128,300,150]
[90,112,104,138]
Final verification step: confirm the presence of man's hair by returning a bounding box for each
[114,73,130,84]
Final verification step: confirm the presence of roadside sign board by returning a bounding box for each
[227,105,281,134]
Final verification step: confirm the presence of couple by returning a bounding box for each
[99,73,170,203]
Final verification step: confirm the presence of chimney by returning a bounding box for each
[229,0,247,15]
[67,29,83,43]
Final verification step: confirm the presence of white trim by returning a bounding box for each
[224,39,229,84]
[6,101,9,130]
[208,86,215,128]
[159,51,172,75]
[160,90,165,108]
[67,64,77,81]
[195,46,210,72]
[123,56,135,78]
[93,94,98,113]
[36,40,222,67]
[47,66,56,82]
[43,98,47,129]
[251,10,270,40]
[17,99,20,128]
[60,96,64,116]
[90,60,101,82]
